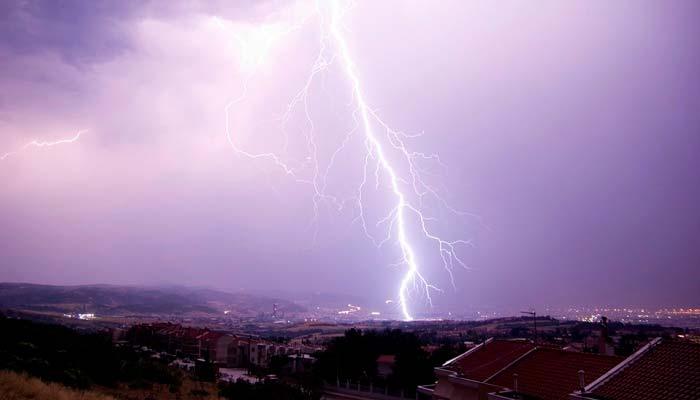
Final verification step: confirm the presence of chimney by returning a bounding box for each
[598,316,609,354]
[578,370,586,393]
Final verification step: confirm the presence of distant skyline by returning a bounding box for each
[1,0,699,314]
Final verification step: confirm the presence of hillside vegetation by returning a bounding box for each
[0,370,114,400]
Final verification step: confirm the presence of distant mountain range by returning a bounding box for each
[0,283,305,316]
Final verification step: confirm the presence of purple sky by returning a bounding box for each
[1,0,699,314]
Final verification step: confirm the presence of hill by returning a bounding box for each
[0,283,304,317]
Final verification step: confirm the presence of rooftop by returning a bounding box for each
[488,348,622,400]
[446,339,535,381]
[377,354,396,364]
[582,339,700,400]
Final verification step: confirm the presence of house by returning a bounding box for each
[419,339,535,400]
[288,353,316,374]
[376,354,396,378]
[249,342,275,367]
[419,338,622,400]
[232,338,251,367]
[125,323,309,369]
[198,331,237,366]
[570,338,700,400]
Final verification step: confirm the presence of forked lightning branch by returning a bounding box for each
[224,1,468,321]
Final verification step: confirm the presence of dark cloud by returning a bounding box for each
[0,0,278,63]
[0,0,140,63]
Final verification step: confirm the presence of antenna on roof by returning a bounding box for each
[520,310,537,344]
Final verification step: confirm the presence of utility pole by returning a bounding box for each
[521,310,537,344]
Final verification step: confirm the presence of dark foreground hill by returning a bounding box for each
[0,282,304,316]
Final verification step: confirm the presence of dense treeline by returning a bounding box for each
[0,314,182,391]
[313,328,465,394]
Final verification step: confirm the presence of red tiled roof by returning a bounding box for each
[588,340,700,400]
[377,354,396,364]
[199,330,227,342]
[449,339,535,381]
[488,348,622,400]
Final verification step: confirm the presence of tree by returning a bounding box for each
[313,328,437,393]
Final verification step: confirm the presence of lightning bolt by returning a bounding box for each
[1,129,86,161]
[224,1,469,321]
